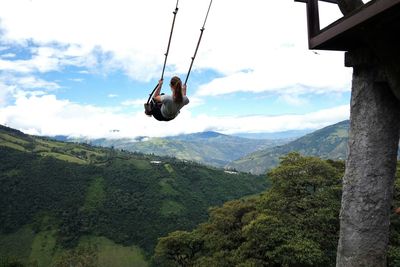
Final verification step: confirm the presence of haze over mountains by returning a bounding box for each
[64,131,293,168]
[55,121,349,173]
[54,120,400,175]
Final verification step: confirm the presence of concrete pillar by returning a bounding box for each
[336,50,400,266]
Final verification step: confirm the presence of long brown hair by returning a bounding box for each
[170,76,183,103]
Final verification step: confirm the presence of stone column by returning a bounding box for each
[336,49,400,266]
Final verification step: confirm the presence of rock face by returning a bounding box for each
[336,49,400,266]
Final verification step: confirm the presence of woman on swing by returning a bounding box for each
[150,76,189,121]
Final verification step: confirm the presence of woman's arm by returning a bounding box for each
[182,84,187,96]
[153,79,163,102]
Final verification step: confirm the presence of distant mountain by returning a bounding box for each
[0,124,267,264]
[233,129,313,140]
[68,131,292,168]
[170,131,223,140]
[227,120,351,175]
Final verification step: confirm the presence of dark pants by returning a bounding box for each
[151,101,171,121]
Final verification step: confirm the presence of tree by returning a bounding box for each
[245,153,342,266]
[153,153,345,266]
[152,231,203,267]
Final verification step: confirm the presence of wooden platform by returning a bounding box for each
[296,0,400,51]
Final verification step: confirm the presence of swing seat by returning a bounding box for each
[144,102,152,115]
[144,99,157,115]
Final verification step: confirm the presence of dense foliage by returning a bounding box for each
[0,125,267,259]
[153,153,400,267]
[2,124,400,266]
[152,153,343,266]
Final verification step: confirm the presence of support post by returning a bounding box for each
[336,49,400,266]
[306,0,320,42]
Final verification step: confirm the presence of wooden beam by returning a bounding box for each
[309,0,400,50]
[306,0,320,40]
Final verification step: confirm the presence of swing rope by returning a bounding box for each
[161,0,179,80]
[146,0,179,105]
[184,0,213,85]
[146,0,213,105]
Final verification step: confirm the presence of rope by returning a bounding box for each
[161,0,179,80]
[146,0,213,104]
[147,0,179,105]
[184,0,213,85]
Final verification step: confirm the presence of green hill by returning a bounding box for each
[68,131,291,168]
[0,125,268,266]
[227,120,351,175]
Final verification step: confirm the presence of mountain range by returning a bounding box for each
[65,131,292,168]
[227,120,350,174]
[32,119,400,176]
[61,121,352,175]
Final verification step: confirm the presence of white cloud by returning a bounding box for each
[0,74,61,107]
[69,78,84,82]
[108,94,118,98]
[0,0,353,137]
[0,0,350,88]
[16,76,60,90]
[0,44,96,73]
[0,74,60,91]
[121,98,147,106]
[0,93,349,138]
[277,94,308,107]
[195,50,352,97]
[0,53,15,58]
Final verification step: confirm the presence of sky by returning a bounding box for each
[0,0,354,139]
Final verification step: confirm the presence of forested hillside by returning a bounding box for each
[153,153,400,267]
[0,125,267,266]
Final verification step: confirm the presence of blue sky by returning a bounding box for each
[0,0,352,138]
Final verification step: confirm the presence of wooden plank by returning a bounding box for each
[309,0,400,50]
[306,0,320,39]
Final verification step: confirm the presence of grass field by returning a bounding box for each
[84,177,106,211]
[164,164,174,174]
[79,236,148,267]
[0,133,29,145]
[0,141,27,152]
[39,152,87,164]
[34,138,65,148]
[159,178,180,197]
[130,159,152,170]
[0,228,149,267]
[29,230,57,266]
